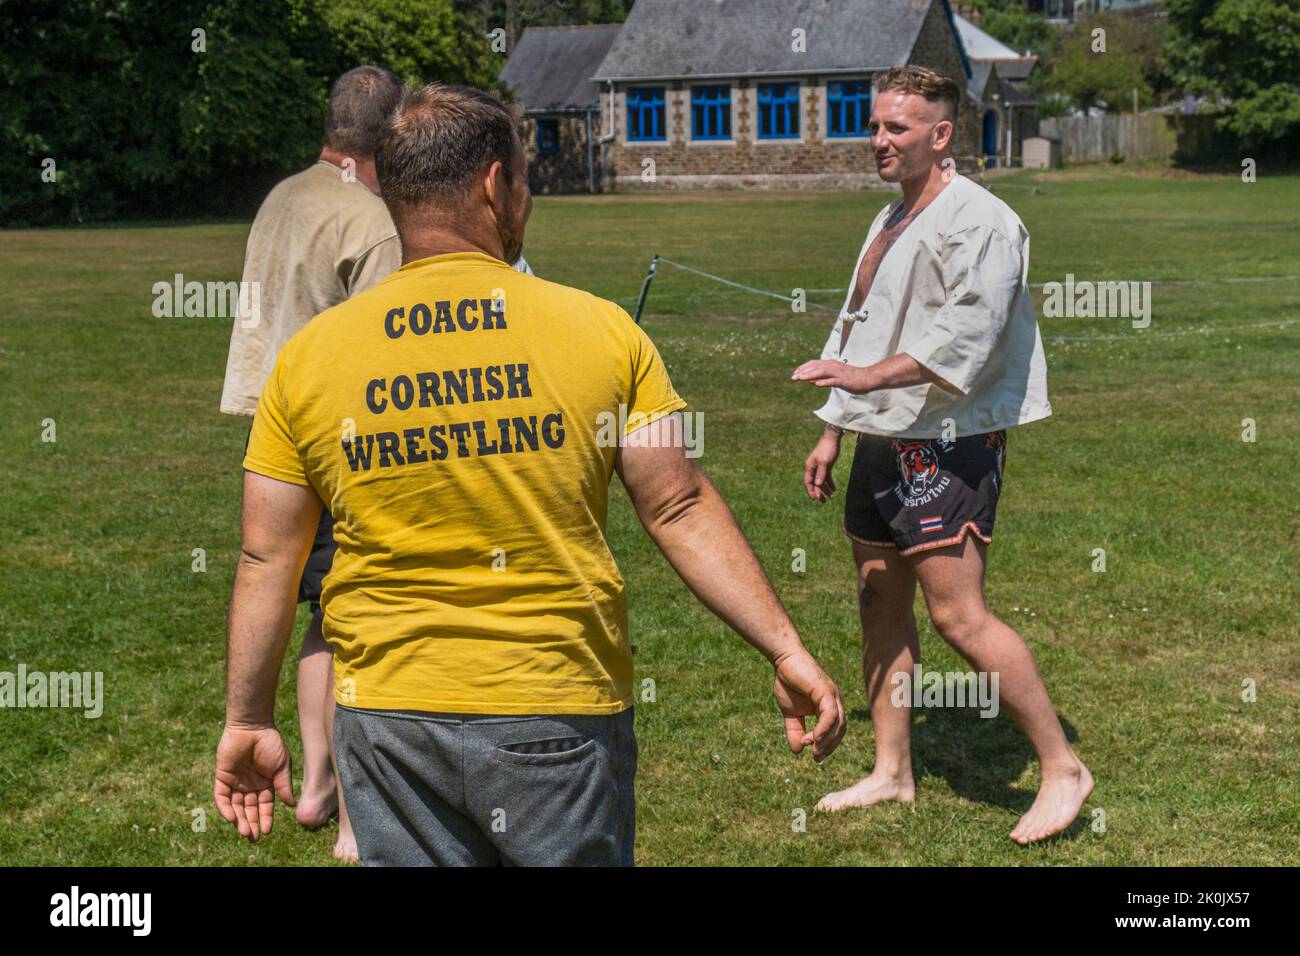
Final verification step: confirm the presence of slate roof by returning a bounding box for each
[592,0,956,82]
[967,61,994,103]
[990,56,1037,82]
[953,13,1019,59]
[968,62,1035,107]
[500,24,622,113]
[997,74,1035,106]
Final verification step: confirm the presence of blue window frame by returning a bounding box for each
[827,80,872,138]
[757,82,801,139]
[536,118,559,154]
[691,85,731,140]
[627,86,666,141]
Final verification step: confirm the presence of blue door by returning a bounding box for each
[982,110,999,168]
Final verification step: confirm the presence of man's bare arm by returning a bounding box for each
[616,421,799,663]
[615,415,845,759]
[226,471,322,727]
[791,352,961,395]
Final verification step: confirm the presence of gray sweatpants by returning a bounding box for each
[334,704,637,866]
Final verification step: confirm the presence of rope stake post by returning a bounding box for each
[632,254,659,325]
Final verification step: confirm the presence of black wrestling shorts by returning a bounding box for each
[297,510,336,616]
[844,431,1007,557]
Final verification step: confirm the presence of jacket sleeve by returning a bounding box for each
[904,225,1020,397]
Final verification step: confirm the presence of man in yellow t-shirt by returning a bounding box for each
[213,84,845,866]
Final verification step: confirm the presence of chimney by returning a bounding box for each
[972,7,982,26]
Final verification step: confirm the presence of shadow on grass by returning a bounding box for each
[850,704,1085,825]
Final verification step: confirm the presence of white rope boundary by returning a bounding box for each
[653,256,840,313]
[630,256,1300,343]
[1043,317,1300,343]
[634,257,1294,306]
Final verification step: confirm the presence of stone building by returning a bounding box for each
[500,0,1038,192]
[589,0,988,191]
[499,24,621,194]
[967,63,1038,167]
[954,9,1039,166]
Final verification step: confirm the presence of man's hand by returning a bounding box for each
[218,471,318,844]
[792,359,872,393]
[773,650,846,762]
[803,429,841,502]
[214,724,296,843]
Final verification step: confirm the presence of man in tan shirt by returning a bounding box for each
[220,65,406,862]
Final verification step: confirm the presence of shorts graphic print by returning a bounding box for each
[844,430,1007,556]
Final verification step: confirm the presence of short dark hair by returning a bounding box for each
[874,65,962,122]
[375,84,520,222]
[323,66,406,157]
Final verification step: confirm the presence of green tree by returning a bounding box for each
[0,0,509,225]
[180,0,331,178]
[1044,13,1156,112]
[324,0,499,91]
[0,0,209,223]
[456,0,630,49]
[977,4,1059,58]
[1164,0,1300,145]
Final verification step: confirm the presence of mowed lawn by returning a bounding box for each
[1,166,1297,865]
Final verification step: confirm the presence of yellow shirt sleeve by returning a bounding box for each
[243,346,310,486]
[623,310,688,434]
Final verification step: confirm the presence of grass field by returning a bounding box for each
[1,165,1297,865]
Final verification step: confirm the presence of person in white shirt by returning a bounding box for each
[792,66,1092,845]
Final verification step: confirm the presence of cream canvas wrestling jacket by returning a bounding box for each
[815,173,1052,439]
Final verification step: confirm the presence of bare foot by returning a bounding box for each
[1010,759,1094,845]
[334,825,360,864]
[815,770,915,812]
[296,781,338,828]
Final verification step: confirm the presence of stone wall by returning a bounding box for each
[519,112,598,195]
[602,79,881,191]
[908,0,982,167]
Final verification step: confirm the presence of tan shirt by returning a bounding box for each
[219,161,401,416]
[816,174,1051,438]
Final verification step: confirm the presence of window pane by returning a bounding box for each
[628,87,666,141]
[827,80,870,136]
[692,85,730,139]
[758,82,797,139]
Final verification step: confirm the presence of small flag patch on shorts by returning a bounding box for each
[919,516,944,534]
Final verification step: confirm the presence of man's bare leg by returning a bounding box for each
[295,613,339,827]
[911,534,1093,844]
[323,655,358,863]
[817,541,919,811]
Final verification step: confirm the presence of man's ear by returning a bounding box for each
[483,160,508,214]
[932,118,954,153]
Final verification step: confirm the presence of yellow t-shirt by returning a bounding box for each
[244,252,687,715]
